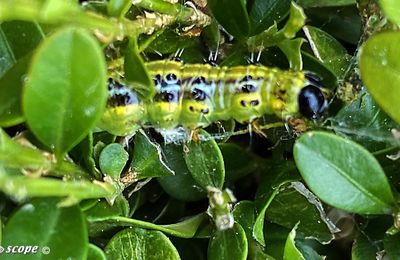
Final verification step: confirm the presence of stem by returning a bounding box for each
[0,0,210,39]
[0,169,118,201]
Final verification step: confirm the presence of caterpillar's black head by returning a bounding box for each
[298,73,328,120]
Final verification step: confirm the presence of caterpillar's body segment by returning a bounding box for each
[99,60,327,136]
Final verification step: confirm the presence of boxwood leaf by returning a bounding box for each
[88,212,206,238]
[23,27,107,158]
[0,56,29,126]
[0,128,50,170]
[124,38,153,97]
[359,31,400,124]
[298,0,355,8]
[105,228,180,260]
[99,143,128,179]
[88,244,106,260]
[379,0,400,26]
[303,25,351,79]
[130,130,174,180]
[220,143,260,183]
[249,0,291,35]
[184,129,225,189]
[208,0,250,39]
[0,20,43,77]
[208,223,248,260]
[158,144,206,202]
[294,131,396,215]
[265,182,336,244]
[3,197,88,259]
[283,223,305,260]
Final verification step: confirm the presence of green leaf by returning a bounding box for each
[158,144,206,202]
[304,5,361,44]
[332,89,397,152]
[283,223,305,260]
[298,0,355,8]
[220,143,259,183]
[104,227,180,260]
[303,25,351,79]
[88,244,107,260]
[0,21,44,77]
[184,130,225,189]
[88,212,206,238]
[124,38,153,96]
[383,232,400,259]
[208,223,248,260]
[359,31,400,124]
[84,195,129,220]
[107,0,131,18]
[99,143,128,179]
[0,128,50,170]
[233,201,256,240]
[277,38,305,70]
[379,0,400,26]
[294,131,396,215]
[3,198,88,259]
[0,56,29,126]
[23,27,107,158]
[208,0,250,39]
[351,216,393,259]
[249,0,291,35]
[131,130,174,180]
[266,182,336,244]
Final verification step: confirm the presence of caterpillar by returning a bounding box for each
[99,60,328,137]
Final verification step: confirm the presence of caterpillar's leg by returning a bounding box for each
[251,120,285,138]
[287,117,308,133]
[189,128,201,143]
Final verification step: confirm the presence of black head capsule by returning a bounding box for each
[298,85,327,120]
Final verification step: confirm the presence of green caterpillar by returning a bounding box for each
[99,60,328,136]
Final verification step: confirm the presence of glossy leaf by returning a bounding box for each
[304,6,361,44]
[298,0,355,7]
[266,182,336,244]
[0,128,50,170]
[208,223,248,260]
[383,232,400,259]
[294,131,396,214]
[107,0,131,17]
[220,143,259,183]
[88,244,107,260]
[184,130,225,189]
[124,38,153,96]
[88,212,206,238]
[303,25,350,79]
[131,130,174,180]
[332,90,397,152]
[380,0,400,26]
[0,56,28,126]
[359,31,400,124]
[99,143,128,179]
[249,0,291,35]
[105,228,180,260]
[283,223,305,260]
[3,198,88,259]
[208,0,250,39]
[158,144,206,202]
[0,21,43,77]
[23,27,107,157]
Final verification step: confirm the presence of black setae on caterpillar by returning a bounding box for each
[98,60,329,137]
